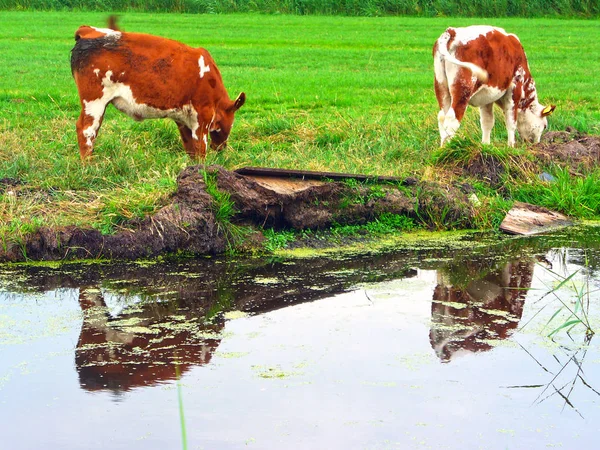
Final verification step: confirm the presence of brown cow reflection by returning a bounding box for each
[430,259,534,362]
[76,288,221,392]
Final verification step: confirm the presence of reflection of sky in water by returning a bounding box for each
[102,292,145,318]
[0,253,599,449]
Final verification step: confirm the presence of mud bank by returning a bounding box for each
[4,165,474,262]
[6,130,599,263]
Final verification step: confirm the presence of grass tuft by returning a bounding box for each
[512,167,600,218]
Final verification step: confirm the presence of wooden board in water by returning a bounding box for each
[499,201,573,236]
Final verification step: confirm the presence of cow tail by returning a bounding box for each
[437,30,489,83]
[108,15,120,31]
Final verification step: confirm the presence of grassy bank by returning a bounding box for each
[1,0,598,17]
[1,12,600,250]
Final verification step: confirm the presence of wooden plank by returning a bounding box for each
[245,176,326,195]
[499,201,573,236]
[234,166,410,183]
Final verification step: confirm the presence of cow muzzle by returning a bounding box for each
[211,141,227,151]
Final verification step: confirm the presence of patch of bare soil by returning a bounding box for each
[0,178,22,193]
[534,127,600,171]
[455,129,600,187]
[463,153,507,188]
[3,165,475,263]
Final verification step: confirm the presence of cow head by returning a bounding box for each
[210,92,246,150]
[517,103,556,143]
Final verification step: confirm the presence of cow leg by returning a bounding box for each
[505,116,517,147]
[177,123,208,160]
[439,73,473,145]
[441,101,468,146]
[434,76,452,146]
[498,104,517,147]
[199,124,209,158]
[479,104,495,144]
[497,91,518,147]
[76,107,106,160]
[177,123,197,158]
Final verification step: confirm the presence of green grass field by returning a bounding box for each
[1,12,600,243]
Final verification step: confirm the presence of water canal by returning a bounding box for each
[1,227,600,449]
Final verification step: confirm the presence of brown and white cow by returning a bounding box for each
[433,25,555,147]
[71,20,245,160]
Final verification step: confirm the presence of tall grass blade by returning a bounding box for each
[545,306,564,328]
[175,362,188,450]
[539,269,579,301]
[548,319,583,338]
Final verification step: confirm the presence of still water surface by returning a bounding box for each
[1,229,600,449]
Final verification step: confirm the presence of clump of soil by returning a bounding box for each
[452,128,600,187]
[534,127,600,171]
[463,153,507,188]
[0,177,22,193]
[3,165,475,263]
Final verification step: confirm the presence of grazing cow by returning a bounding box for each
[71,19,245,160]
[433,25,555,147]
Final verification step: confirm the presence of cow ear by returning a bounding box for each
[231,92,246,112]
[541,105,556,117]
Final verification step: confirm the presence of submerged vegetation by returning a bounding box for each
[0,11,599,258]
[263,212,416,251]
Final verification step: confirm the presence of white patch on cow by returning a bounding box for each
[91,27,122,38]
[469,85,505,107]
[181,104,200,139]
[83,128,96,147]
[208,111,218,132]
[198,55,210,79]
[434,65,446,88]
[82,71,114,146]
[82,71,200,146]
[453,25,508,46]
[203,133,208,148]
[93,68,100,77]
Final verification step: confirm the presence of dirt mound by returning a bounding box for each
[463,153,507,188]
[452,129,600,187]
[3,166,476,262]
[534,128,600,170]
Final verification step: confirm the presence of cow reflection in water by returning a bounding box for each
[76,288,220,392]
[430,259,535,362]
